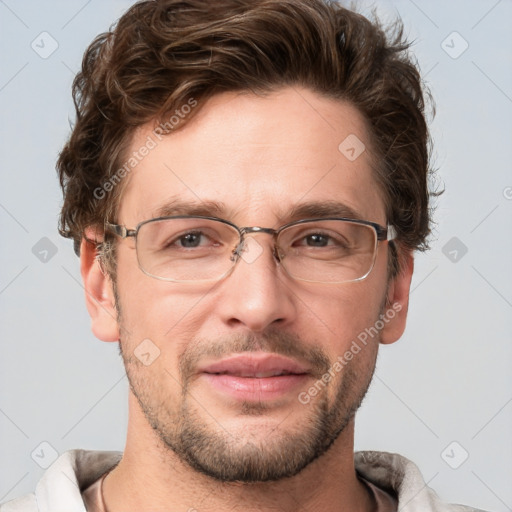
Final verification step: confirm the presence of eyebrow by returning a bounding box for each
[150,198,363,224]
[286,200,361,222]
[153,198,228,218]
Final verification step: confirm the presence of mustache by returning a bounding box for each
[179,330,331,382]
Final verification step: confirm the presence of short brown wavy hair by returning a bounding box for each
[57,0,434,275]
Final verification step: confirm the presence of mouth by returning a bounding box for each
[211,370,300,377]
[198,353,311,401]
[200,352,310,377]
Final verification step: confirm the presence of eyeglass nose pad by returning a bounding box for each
[230,237,283,264]
[230,240,245,262]
[273,245,285,263]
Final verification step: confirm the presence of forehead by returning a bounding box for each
[117,87,386,226]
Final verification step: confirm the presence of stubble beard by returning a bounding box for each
[119,326,378,483]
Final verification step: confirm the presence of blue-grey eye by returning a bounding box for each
[179,232,204,247]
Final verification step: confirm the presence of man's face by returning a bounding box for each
[90,87,410,482]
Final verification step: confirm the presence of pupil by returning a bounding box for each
[181,233,201,247]
[307,234,327,247]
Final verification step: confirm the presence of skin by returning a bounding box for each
[81,86,413,512]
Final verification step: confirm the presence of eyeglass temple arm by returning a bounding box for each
[104,222,137,239]
[379,225,397,242]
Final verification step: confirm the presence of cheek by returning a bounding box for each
[303,285,385,401]
[114,248,215,359]
[299,277,387,355]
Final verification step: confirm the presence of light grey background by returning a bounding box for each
[0,0,511,510]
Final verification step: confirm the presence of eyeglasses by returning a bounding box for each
[105,216,396,284]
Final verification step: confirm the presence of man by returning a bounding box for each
[1,0,486,511]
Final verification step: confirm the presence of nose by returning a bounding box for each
[215,234,297,333]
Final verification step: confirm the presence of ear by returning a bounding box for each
[80,227,120,342]
[380,250,414,345]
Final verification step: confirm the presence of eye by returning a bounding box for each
[293,231,349,249]
[165,230,221,250]
[302,233,332,247]
[140,218,238,260]
[177,231,207,248]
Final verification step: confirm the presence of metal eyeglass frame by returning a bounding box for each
[105,215,397,284]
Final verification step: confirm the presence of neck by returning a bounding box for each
[102,394,374,512]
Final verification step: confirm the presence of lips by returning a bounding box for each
[199,353,310,378]
[198,353,311,401]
